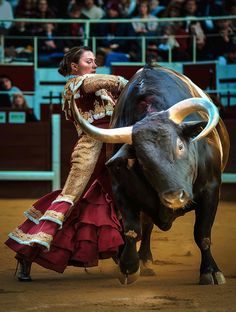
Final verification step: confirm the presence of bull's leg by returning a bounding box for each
[139,213,156,276]
[118,199,141,285]
[194,186,226,285]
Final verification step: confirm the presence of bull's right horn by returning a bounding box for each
[71,96,133,144]
[167,97,219,142]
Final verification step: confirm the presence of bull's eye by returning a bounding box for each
[176,138,185,157]
[179,143,183,150]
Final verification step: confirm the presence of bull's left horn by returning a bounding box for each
[167,97,219,142]
[71,96,133,144]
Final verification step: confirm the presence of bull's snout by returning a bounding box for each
[161,189,190,209]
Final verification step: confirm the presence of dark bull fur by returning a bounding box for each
[105,65,230,285]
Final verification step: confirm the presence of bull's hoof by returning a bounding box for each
[140,260,156,276]
[118,267,140,285]
[199,271,226,285]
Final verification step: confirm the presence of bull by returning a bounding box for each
[71,64,230,285]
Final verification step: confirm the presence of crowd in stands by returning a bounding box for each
[0,0,236,66]
[0,75,38,121]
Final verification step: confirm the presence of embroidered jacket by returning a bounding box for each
[62,74,128,126]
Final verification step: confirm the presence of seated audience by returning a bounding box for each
[118,0,137,18]
[31,0,56,34]
[12,93,38,122]
[59,3,87,53]
[37,23,64,66]
[81,0,104,19]
[131,1,159,37]
[0,75,22,100]
[95,1,135,53]
[5,18,34,62]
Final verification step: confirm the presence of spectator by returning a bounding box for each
[5,18,34,62]
[131,1,159,37]
[32,0,56,34]
[95,1,134,53]
[118,0,137,18]
[159,1,190,61]
[81,0,105,19]
[181,0,206,60]
[207,16,235,61]
[47,0,68,17]
[0,0,14,33]
[11,93,38,122]
[59,3,87,53]
[181,0,203,32]
[14,0,36,18]
[197,0,223,33]
[81,0,105,37]
[0,75,22,101]
[149,0,166,17]
[37,23,64,66]
[158,24,190,62]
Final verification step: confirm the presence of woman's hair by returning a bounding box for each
[12,93,29,109]
[0,75,13,88]
[58,46,92,77]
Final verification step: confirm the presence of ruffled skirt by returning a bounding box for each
[5,172,124,273]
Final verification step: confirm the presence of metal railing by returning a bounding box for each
[0,15,236,66]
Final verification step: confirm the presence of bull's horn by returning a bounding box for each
[71,96,133,144]
[167,97,219,142]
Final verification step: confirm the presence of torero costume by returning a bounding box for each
[5,74,128,272]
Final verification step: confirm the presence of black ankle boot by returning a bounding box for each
[16,258,32,282]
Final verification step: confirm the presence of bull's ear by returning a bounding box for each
[181,121,208,140]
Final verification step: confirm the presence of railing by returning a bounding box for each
[0,15,236,66]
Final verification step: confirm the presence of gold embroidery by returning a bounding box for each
[105,102,114,116]
[25,206,43,220]
[10,228,53,245]
[93,101,106,120]
[42,210,65,223]
[59,134,103,204]
[81,110,94,123]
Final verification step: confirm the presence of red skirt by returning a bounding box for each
[5,171,124,273]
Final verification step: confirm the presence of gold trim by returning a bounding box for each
[10,228,53,245]
[41,210,65,223]
[25,206,43,220]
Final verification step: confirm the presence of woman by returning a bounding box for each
[12,93,38,122]
[5,46,128,281]
[0,75,22,100]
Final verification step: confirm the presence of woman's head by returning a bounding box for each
[0,75,13,90]
[12,93,28,109]
[58,46,97,77]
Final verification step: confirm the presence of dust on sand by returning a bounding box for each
[0,199,236,312]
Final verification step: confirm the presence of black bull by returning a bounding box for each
[71,65,230,285]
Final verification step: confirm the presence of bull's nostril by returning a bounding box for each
[161,189,190,208]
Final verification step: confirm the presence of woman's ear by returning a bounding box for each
[70,62,78,73]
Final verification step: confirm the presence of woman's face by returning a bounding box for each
[72,51,97,76]
[14,95,24,107]
[1,78,12,90]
